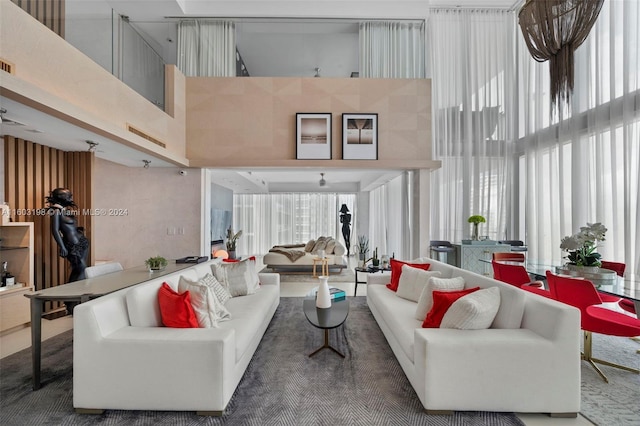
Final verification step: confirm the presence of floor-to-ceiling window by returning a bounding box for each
[429,9,516,243]
[233,193,356,256]
[429,2,639,274]
[517,0,640,272]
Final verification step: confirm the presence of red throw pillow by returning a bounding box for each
[386,259,431,291]
[157,282,199,328]
[223,256,256,263]
[422,287,480,328]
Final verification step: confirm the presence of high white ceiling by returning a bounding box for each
[3,0,521,192]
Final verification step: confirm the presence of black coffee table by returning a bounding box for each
[303,297,349,357]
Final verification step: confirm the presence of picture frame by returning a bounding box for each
[342,113,378,160]
[296,113,332,160]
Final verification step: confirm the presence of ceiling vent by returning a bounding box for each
[0,58,14,74]
[127,124,166,148]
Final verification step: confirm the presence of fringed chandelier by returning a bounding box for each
[518,0,604,113]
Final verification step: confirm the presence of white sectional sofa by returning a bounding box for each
[366,258,581,416]
[73,259,280,415]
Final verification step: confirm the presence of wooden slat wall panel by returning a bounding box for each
[65,152,94,266]
[11,0,65,38]
[3,136,93,313]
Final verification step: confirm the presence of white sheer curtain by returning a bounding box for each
[368,173,413,260]
[359,21,426,78]
[369,185,388,258]
[177,20,235,77]
[233,193,356,257]
[518,0,640,273]
[429,10,517,243]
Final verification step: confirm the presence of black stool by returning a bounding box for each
[498,240,528,253]
[430,240,455,265]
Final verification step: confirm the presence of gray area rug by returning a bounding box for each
[579,333,640,425]
[260,267,356,283]
[0,297,524,426]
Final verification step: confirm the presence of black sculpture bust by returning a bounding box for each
[46,188,89,283]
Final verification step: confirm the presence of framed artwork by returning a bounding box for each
[342,113,378,160]
[296,113,332,160]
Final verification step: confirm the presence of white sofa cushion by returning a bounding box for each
[414,276,466,320]
[304,239,315,252]
[333,241,347,256]
[454,269,526,329]
[212,259,260,297]
[367,284,421,363]
[178,276,231,328]
[441,287,501,329]
[396,266,442,302]
[218,285,280,362]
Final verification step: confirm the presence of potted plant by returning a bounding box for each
[226,227,243,259]
[467,215,486,241]
[371,247,380,267]
[356,235,369,268]
[560,222,607,271]
[145,256,168,272]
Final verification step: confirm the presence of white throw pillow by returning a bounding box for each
[333,242,346,256]
[440,287,501,330]
[396,265,442,303]
[211,259,259,297]
[200,273,231,305]
[414,276,466,320]
[178,276,231,328]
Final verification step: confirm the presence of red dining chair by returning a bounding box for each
[619,299,636,315]
[546,271,640,382]
[491,261,543,288]
[600,260,626,277]
[492,252,526,262]
[594,261,625,303]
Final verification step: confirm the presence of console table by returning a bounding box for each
[25,262,192,390]
[453,242,511,276]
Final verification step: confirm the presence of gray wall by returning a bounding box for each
[211,182,233,242]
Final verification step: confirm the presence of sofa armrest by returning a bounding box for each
[74,325,237,411]
[366,271,391,285]
[521,295,580,342]
[259,272,280,286]
[413,327,580,412]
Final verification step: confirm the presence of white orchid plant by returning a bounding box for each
[560,222,607,267]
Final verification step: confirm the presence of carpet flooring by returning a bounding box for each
[578,332,640,425]
[0,297,525,426]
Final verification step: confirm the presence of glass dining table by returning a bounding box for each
[483,259,640,318]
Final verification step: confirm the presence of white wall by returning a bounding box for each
[65,1,114,73]
[92,159,202,268]
[236,23,359,77]
[0,138,4,204]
